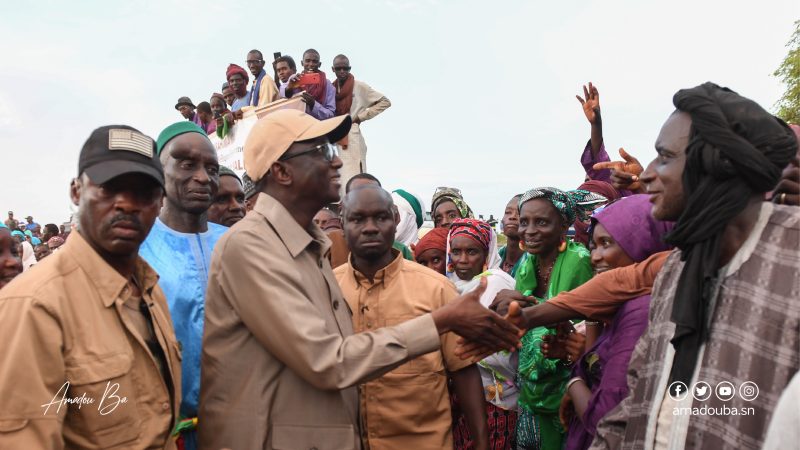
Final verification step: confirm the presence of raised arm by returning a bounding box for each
[576,82,603,156]
[593,148,646,193]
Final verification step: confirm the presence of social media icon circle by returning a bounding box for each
[668,381,689,401]
[692,381,712,401]
[715,381,736,401]
[739,381,759,401]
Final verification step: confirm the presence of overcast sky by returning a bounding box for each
[1,0,797,226]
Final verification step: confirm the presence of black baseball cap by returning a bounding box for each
[78,125,164,187]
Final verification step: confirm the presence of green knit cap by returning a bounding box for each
[218,165,241,182]
[156,121,208,155]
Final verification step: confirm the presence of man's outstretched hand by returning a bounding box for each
[455,300,528,362]
[433,277,523,355]
[576,82,601,125]
[489,289,538,316]
[593,147,644,191]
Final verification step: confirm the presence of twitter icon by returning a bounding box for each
[692,381,712,401]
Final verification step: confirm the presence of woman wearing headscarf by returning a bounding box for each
[446,218,518,450]
[514,187,604,450]
[572,180,620,248]
[413,227,449,274]
[431,187,474,228]
[559,195,673,450]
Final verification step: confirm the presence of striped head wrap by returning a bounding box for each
[518,187,607,224]
[448,218,492,251]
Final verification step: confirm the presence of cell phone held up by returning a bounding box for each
[297,72,321,86]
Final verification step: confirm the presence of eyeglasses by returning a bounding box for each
[246,59,264,65]
[279,142,340,162]
[333,66,351,72]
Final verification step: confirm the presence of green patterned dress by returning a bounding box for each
[514,241,593,449]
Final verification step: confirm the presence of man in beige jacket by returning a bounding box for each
[332,54,391,199]
[0,126,182,449]
[198,109,521,450]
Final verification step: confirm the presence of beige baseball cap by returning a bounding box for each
[244,109,352,182]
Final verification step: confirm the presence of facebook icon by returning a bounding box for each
[668,381,689,401]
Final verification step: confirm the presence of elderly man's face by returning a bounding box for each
[161,133,220,215]
[71,173,162,257]
[641,111,691,221]
[246,51,265,77]
[280,136,343,205]
[343,187,397,262]
[207,175,245,227]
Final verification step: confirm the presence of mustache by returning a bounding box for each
[109,213,143,230]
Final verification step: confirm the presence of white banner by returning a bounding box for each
[209,96,306,178]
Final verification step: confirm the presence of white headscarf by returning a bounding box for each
[391,190,425,247]
[21,241,37,271]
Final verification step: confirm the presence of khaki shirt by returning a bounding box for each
[334,254,470,450]
[199,193,442,450]
[0,231,182,449]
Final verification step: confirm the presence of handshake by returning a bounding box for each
[432,279,538,362]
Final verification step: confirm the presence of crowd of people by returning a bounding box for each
[173,48,391,200]
[0,60,798,450]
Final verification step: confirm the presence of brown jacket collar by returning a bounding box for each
[253,193,332,258]
[64,230,159,308]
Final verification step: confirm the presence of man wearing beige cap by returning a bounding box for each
[198,109,522,450]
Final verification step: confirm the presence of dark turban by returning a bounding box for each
[666,82,798,385]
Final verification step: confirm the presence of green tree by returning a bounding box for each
[774,20,800,124]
